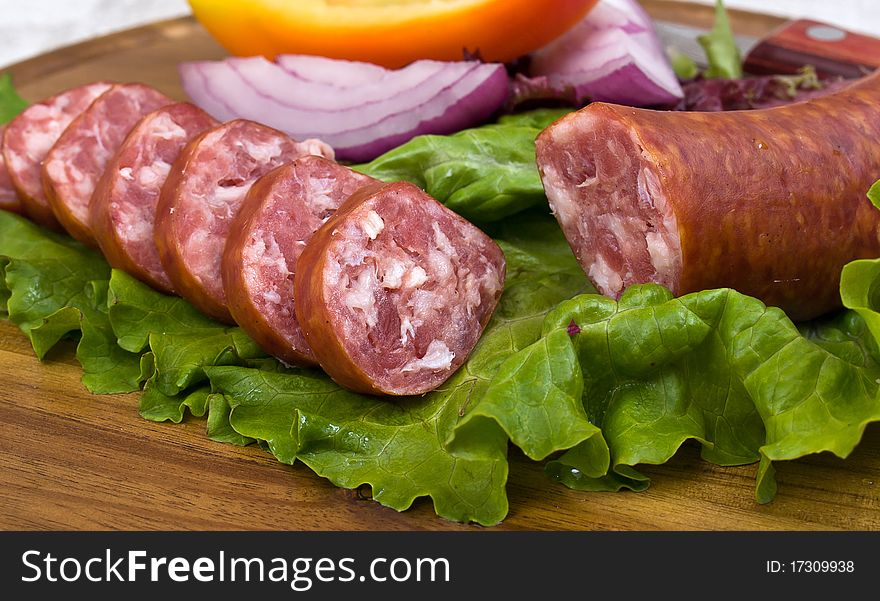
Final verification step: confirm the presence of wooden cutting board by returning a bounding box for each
[1,2,878,531]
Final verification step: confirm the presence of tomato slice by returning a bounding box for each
[188,0,600,68]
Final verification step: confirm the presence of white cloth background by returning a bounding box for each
[0,0,190,68]
[1,0,879,69]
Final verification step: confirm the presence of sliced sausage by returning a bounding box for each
[155,119,334,323]
[2,82,112,229]
[536,73,880,321]
[223,156,376,366]
[91,103,218,294]
[0,125,21,214]
[294,181,506,396]
[42,83,173,246]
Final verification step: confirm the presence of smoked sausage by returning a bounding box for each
[91,102,218,294]
[43,83,173,246]
[223,156,376,366]
[294,181,506,396]
[536,72,880,321]
[2,82,112,229]
[155,119,333,323]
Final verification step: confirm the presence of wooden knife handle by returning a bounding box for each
[744,19,879,78]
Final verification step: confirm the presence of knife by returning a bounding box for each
[654,18,879,78]
[743,19,880,78]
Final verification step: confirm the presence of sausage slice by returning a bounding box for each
[155,119,334,322]
[223,156,376,366]
[0,125,20,214]
[91,103,218,293]
[295,182,506,396]
[42,83,173,245]
[2,82,112,229]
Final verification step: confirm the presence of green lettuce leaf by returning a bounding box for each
[698,0,743,79]
[77,279,145,393]
[137,382,251,445]
[840,258,880,342]
[356,109,572,223]
[497,108,572,130]
[0,257,9,313]
[203,212,589,525]
[356,120,548,222]
[0,212,105,344]
[469,284,880,501]
[148,329,265,396]
[209,365,512,525]
[0,212,141,393]
[139,382,212,423]
[108,270,265,396]
[668,47,699,80]
[107,269,221,353]
[0,72,28,123]
[867,180,880,210]
[206,394,256,446]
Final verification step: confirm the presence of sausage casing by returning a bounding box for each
[537,72,880,320]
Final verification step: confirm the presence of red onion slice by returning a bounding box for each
[529,0,683,106]
[180,57,509,162]
[276,55,391,88]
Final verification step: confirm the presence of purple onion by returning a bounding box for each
[528,0,683,106]
[180,56,510,162]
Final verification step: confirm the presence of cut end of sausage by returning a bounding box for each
[295,182,506,396]
[2,81,113,230]
[223,156,376,366]
[536,106,682,299]
[91,102,218,294]
[155,119,334,323]
[42,83,174,246]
